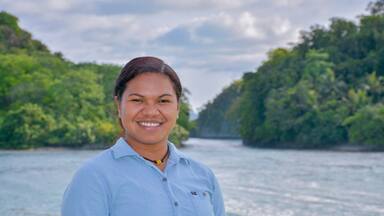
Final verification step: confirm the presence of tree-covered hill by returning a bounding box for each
[196,1,384,150]
[0,11,191,149]
[191,80,241,138]
[0,12,48,54]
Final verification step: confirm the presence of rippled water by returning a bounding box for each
[1,138,383,216]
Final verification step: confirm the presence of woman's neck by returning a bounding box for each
[124,137,169,168]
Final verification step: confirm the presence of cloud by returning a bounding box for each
[0,0,256,17]
[0,0,78,14]
[271,0,305,7]
[151,11,298,73]
[91,0,257,14]
[239,12,265,39]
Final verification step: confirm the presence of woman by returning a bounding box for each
[61,56,226,216]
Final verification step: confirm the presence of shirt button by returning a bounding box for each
[162,177,167,182]
[174,201,179,207]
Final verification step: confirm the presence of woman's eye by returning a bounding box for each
[130,98,143,103]
[159,99,171,104]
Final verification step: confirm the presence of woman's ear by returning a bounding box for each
[177,102,180,119]
[114,96,121,117]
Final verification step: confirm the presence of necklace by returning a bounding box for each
[142,146,170,165]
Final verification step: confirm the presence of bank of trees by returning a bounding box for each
[192,81,241,138]
[196,1,384,149]
[0,11,191,149]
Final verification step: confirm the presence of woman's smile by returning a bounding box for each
[136,120,164,130]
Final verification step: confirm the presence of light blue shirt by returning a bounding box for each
[61,138,226,216]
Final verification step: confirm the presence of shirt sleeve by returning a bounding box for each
[211,172,226,216]
[61,163,110,216]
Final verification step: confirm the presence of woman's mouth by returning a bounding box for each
[137,121,162,128]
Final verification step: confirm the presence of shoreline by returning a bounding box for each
[1,142,383,152]
[241,143,384,152]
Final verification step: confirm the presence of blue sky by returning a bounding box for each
[0,0,371,111]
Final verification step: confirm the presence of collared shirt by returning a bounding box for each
[61,138,226,216]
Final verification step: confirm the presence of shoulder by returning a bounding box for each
[64,148,115,200]
[170,143,213,175]
[62,150,113,215]
[73,149,114,181]
[186,157,214,175]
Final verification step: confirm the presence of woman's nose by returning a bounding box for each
[141,104,160,116]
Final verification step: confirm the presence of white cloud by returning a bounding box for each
[151,0,256,10]
[0,0,77,14]
[271,17,291,35]
[271,0,304,7]
[68,15,137,32]
[46,0,74,11]
[239,12,265,39]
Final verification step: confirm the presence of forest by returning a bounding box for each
[0,11,192,149]
[194,1,384,150]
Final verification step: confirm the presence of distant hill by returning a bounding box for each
[0,12,49,53]
[191,80,241,139]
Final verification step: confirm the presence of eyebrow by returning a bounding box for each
[128,93,174,98]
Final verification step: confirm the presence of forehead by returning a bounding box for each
[124,72,175,96]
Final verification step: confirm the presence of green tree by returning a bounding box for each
[169,124,189,146]
[0,11,48,53]
[343,105,384,147]
[195,80,242,138]
[367,0,384,15]
[366,72,384,102]
[0,103,55,149]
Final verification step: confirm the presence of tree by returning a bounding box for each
[0,103,55,148]
[367,0,384,15]
[194,81,241,138]
[343,105,384,147]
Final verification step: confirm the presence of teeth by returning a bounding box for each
[138,122,161,127]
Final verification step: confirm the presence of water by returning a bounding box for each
[0,138,383,216]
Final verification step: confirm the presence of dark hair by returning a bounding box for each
[114,56,182,102]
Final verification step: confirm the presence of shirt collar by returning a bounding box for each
[111,137,140,159]
[111,137,190,165]
[167,141,190,165]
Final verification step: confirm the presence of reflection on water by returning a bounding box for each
[0,138,383,216]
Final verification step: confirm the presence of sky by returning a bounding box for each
[0,0,372,111]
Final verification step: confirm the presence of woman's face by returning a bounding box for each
[116,72,179,146]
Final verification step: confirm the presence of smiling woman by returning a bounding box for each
[61,56,226,216]
[116,73,179,163]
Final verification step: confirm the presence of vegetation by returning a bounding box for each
[0,11,191,149]
[191,81,241,138]
[196,1,384,150]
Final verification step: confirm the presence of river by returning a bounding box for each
[0,138,383,216]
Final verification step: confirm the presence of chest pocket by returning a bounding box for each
[190,191,214,216]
